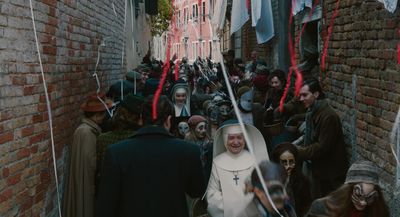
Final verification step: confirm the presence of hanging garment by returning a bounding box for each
[377,0,398,13]
[251,0,275,44]
[230,0,249,35]
[211,0,228,34]
[292,0,313,16]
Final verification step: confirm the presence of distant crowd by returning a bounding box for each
[62,50,390,217]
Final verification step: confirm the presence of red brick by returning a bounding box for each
[0,110,13,121]
[17,148,30,159]
[12,76,26,85]
[30,145,38,154]
[29,133,44,145]
[3,168,9,178]
[0,189,13,203]
[42,46,57,55]
[42,0,57,7]
[32,115,43,123]
[23,85,35,95]
[21,126,34,137]
[6,173,21,186]
[0,132,14,144]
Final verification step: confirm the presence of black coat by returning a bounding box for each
[95,126,206,217]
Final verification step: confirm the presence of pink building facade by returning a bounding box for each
[172,0,215,62]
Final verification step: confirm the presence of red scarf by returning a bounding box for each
[350,208,363,217]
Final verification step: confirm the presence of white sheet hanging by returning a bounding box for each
[230,0,249,35]
[377,0,398,13]
[292,0,313,15]
[251,0,274,44]
[211,0,228,34]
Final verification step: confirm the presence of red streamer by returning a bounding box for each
[279,68,294,112]
[321,0,341,71]
[152,0,176,120]
[398,29,400,64]
[174,60,180,81]
[152,40,172,120]
[398,43,400,64]
[279,0,304,112]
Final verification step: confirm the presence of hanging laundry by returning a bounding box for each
[377,0,398,13]
[251,0,275,44]
[230,0,249,35]
[210,0,228,35]
[292,0,314,15]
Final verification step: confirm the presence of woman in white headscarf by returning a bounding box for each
[171,82,191,117]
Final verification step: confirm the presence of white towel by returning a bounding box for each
[230,0,249,35]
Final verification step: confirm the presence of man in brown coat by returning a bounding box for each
[297,78,348,199]
[62,93,112,217]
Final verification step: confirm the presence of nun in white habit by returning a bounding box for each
[171,82,191,117]
[206,119,269,217]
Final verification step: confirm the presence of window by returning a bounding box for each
[192,4,199,22]
[186,7,189,24]
[177,10,181,27]
[202,1,206,22]
[209,40,212,59]
[201,41,206,58]
[192,42,196,60]
[192,4,195,19]
[234,31,242,59]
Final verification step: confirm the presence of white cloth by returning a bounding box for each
[207,150,256,217]
[251,0,274,44]
[251,0,261,26]
[230,0,249,35]
[174,104,191,117]
[211,0,228,34]
[292,0,313,15]
[377,0,398,13]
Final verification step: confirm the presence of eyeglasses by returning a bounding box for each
[352,184,378,205]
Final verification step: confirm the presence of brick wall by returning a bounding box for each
[305,0,400,215]
[0,0,126,216]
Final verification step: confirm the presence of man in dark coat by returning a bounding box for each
[95,95,206,217]
[297,78,348,199]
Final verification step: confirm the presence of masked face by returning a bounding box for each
[279,151,295,176]
[174,91,187,106]
[255,180,287,213]
[178,122,189,136]
[219,105,231,116]
[194,122,207,139]
[352,183,377,211]
[226,133,245,155]
[209,107,219,124]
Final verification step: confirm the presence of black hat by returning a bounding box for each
[120,93,145,114]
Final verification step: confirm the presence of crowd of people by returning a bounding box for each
[61,50,390,217]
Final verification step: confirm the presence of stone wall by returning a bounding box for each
[0,0,126,216]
